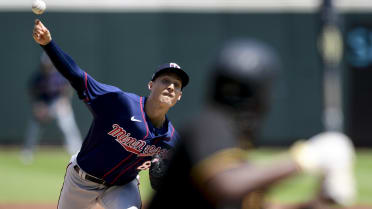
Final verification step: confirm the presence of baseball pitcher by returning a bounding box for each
[32,19,189,209]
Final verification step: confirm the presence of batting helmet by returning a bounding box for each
[209,38,280,139]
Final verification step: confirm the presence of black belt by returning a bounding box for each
[73,165,108,186]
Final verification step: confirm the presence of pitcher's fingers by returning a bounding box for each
[37,19,47,29]
[32,33,40,41]
[33,28,42,36]
[34,19,46,30]
[34,24,43,31]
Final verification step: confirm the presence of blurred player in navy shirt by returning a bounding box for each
[21,52,82,164]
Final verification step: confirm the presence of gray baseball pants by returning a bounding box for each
[58,156,141,209]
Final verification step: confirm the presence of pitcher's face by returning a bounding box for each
[148,73,183,107]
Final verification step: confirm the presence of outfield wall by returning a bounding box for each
[0,10,371,146]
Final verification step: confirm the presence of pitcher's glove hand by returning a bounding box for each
[149,154,169,191]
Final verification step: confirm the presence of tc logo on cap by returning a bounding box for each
[170,63,181,69]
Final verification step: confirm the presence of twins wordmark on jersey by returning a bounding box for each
[108,123,169,158]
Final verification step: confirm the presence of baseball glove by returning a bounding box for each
[149,154,169,191]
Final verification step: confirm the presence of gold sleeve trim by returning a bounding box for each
[191,147,247,184]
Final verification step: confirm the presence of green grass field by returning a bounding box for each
[0,147,371,205]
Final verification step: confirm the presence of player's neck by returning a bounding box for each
[145,98,167,128]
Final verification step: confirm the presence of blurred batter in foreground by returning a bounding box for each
[148,39,356,209]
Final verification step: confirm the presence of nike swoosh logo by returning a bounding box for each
[131,116,142,122]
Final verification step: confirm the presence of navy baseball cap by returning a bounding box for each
[151,62,189,88]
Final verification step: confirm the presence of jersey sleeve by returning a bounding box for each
[41,41,122,103]
[83,73,122,102]
[41,40,87,99]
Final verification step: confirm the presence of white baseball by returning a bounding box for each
[32,0,46,15]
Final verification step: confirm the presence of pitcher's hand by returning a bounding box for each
[32,19,51,45]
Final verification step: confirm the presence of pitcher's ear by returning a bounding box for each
[148,81,153,90]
